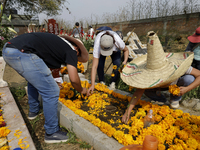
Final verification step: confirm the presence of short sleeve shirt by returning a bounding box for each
[9,32,78,69]
[93,31,125,58]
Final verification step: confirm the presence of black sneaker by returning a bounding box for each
[28,112,39,120]
[44,130,69,143]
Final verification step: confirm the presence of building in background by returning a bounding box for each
[1,8,41,35]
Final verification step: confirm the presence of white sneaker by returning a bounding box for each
[109,82,115,90]
[100,81,105,85]
[170,101,180,109]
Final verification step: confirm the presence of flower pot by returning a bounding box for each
[142,135,158,150]
[119,144,142,150]
[0,57,8,87]
[119,135,158,150]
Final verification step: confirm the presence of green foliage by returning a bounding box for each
[182,86,200,100]
[10,87,26,100]
[80,36,94,52]
[0,4,17,56]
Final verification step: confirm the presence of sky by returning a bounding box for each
[38,0,131,26]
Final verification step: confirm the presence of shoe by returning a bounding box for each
[28,112,39,120]
[170,101,180,109]
[109,82,116,90]
[100,81,105,85]
[151,100,165,105]
[44,129,69,143]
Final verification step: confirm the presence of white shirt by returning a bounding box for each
[93,30,125,58]
[88,28,94,36]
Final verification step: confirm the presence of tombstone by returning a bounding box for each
[126,32,147,60]
[47,19,59,35]
[0,57,8,87]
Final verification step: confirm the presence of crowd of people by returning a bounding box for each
[3,21,200,143]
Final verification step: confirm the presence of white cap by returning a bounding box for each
[100,34,114,56]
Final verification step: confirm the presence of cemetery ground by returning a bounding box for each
[2,34,191,149]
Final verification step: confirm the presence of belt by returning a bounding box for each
[6,43,16,48]
[6,43,31,53]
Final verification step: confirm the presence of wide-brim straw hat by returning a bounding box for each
[188,27,200,43]
[121,31,194,89]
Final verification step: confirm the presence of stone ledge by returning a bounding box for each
[1,87,36,150]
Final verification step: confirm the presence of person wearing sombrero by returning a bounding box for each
[185,26,200,70]
[2,32,89,143]
[121,31,200,124]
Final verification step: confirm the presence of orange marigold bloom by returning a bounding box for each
[169,84,180,96]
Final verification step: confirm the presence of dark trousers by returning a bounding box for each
[192,59,200,70]
[97,50,121,83]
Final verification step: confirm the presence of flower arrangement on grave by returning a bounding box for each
[80,33,95,52]
[59,80,200,149]
[60,61,84,75]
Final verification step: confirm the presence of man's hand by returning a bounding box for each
[81,88,87,95]
[57,82,63,89]
[87,85,95,96]
[121,110,130,124]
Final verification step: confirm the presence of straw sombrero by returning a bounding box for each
[121,31,194,89]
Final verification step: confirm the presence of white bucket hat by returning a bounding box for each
[121,31,194,89]
[100,34,114,56]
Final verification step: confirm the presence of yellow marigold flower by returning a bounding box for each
[169,84,180,96]
[186,138,198,149]
[0,146,10,150]
[111,73,115,77]
[122,134,134,146]
[176,130,188,141]
[0,127,11,138]
[158,144,165,150]
[113,65,117,70]
[67,90,74,99]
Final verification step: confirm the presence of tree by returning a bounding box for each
[0,0,70,21]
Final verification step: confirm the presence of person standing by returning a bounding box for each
[72,22,82,38]
[87,30,129,94]
[2,32,89,143]
[87,25,94,37]
[185,26,200,70]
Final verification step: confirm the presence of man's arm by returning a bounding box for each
[122,46,129,65]
[179,67,200,95]
[67,64,87,94]
[60,35,89,63]
[122,89,145,124]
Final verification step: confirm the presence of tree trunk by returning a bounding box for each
[0,0,8,23]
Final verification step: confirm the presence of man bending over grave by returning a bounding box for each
[2,32,88,143]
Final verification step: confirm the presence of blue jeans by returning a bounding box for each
[97,50,121,83]
[144,74,195,102]
[2,45,60,134]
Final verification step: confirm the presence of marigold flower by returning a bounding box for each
[169,84,180,96]
[113,65,117,70]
